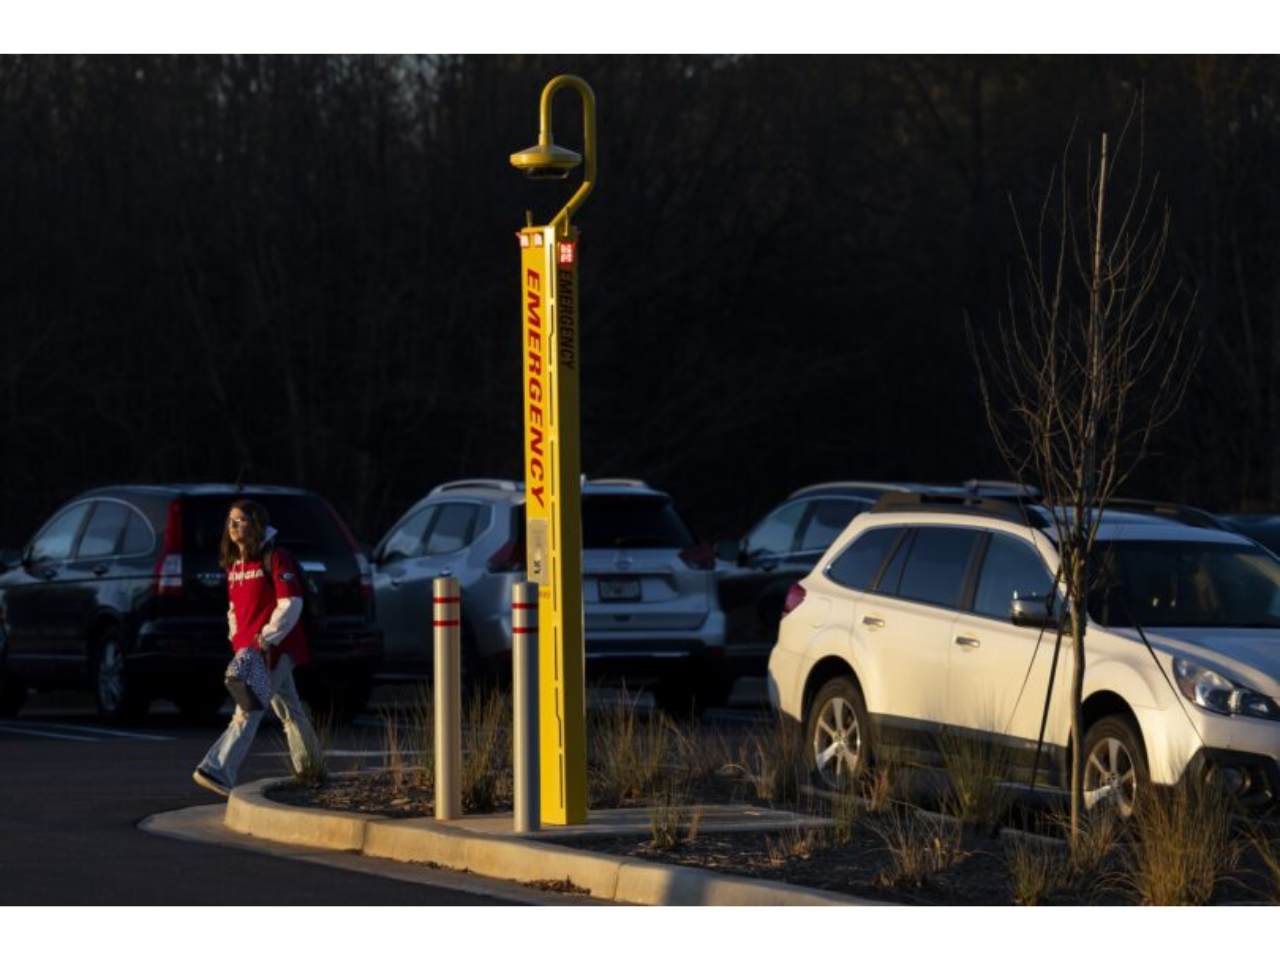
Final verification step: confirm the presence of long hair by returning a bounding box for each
[219,499,270,570]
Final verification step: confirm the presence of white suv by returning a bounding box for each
[768,493,1280,814]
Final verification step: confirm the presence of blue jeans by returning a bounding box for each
[198,654,323,786]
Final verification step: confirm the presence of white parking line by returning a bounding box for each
[0,723,101,743]
[0,721,176,743]
[33,723,175,742]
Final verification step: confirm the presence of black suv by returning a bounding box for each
[0,484,382,721]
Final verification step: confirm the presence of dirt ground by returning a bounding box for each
[266,769,1279,906]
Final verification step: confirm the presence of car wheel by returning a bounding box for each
[1081,715,1148,818]
[806,677,872,791]
[94,629,148,722]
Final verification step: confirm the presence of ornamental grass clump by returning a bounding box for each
[1123,779,1238,905]
[588,685,671,807]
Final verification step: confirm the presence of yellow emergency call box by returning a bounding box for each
[518,224,587,825]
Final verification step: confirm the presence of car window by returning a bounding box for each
[424,504,484,555]
[826,526,901,591]
[187,495,351,556]
[380,506,437,562]
[895,527,982,609]
[582,495,694,549]
[29,503,92,564]
[1089,540,1280,628]
[120,510,155,556]
[77,501,130,559]
[798,499,873,553]
[744,501,807,557]
[972,534,1056,621]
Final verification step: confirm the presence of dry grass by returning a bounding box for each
[1004,834,1068,905]
[869,803,963,889]
[1248,828,1280,905]
[375,683,435,797]
[830,786,862,847]
[937,729,1013,832]
[588,685,672,807]
[379,704,410,799]
[765,822,830,864]
[1123,779,1239,905]
[648,775,703,852]
[460,684,512,813]
[734,717,807,804]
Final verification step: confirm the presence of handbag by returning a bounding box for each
[225,647,273,712]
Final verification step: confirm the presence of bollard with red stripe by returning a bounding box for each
[433,577,462,821]
[512,582,540,832]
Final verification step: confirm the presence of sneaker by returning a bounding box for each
[192,767,232,798]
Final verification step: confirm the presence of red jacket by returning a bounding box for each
[227,546,309,670]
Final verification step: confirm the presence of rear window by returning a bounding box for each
[826,526,901,591]
[186,494,351,558]
[581,495,695,549]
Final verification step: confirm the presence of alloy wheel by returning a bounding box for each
[812,695,861,790]
[1082,734,1138,817]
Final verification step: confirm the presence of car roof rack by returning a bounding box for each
[961,478,1043,500]
[789,480,930,498]
[1105,498,1232,531]
[871,491,1051,529]
[582,477,651,488]
[430,479,521,495]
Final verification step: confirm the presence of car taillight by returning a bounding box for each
[679,541,716,570]
[781,583,806,618]
[487,536,526,573]
[154,499,184,598]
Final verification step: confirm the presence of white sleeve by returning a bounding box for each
[228,603,237,643]
[259,597,303,646]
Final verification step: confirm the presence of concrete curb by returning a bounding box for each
[226,778,877,906]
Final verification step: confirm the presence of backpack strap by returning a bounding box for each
[260,545,276,584]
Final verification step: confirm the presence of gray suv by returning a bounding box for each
[371,478,729,712]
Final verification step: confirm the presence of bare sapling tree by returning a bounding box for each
[968,108,1198,842]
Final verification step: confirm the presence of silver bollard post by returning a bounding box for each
[512,582,540,833]
[433,577,462,821]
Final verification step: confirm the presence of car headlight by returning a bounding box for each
[1173,657,1280,721]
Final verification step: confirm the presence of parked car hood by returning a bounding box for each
[1114,627,1280,698]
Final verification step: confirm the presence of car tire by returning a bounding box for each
[805,676,872,791]
[0,666,26,717]
[94,629,148,723]
[1081,714,1148,819]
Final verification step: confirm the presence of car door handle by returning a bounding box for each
[41,568,57,580]
[390,578,403,588]
[862,616,885,630]
[955,636,982,649]
[92,565,109,577]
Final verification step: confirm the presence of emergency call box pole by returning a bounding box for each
[511,76,596,826]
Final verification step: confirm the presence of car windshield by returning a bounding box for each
[1087,540,1280,628]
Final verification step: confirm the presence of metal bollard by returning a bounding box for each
[512,582,540,833]
[433,577,462,821]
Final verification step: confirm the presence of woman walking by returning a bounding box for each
[193,499,325,796]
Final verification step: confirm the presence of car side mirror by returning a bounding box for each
[1011,593,1058,629]
[714,539,744,565]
